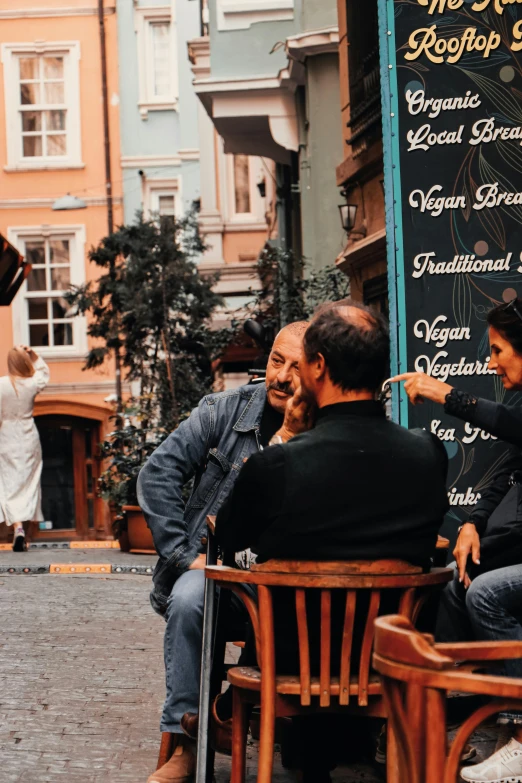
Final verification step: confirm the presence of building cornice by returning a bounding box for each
[223,220,269,233]
[286,26,339,61]
[188,36,210,80]
[194,74,283,95]
[0,196,122,209]
[120,154,182,169]
[179,148,200,161]
[0,6,115,19]
[40,381,130,397]
[336,228,387,274]
[193,74,298,161]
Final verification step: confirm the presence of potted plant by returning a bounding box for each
[66,211,228,551]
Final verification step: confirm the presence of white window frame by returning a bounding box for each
[144,177,182,219]
[1,41,82,171]
[216,0,294,32]
[225,155,267,229]
[8,224,88,359]
[134,5,178,120]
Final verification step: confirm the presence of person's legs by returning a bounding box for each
[458,566,522,783]
[435,563,474,642]
[161,570,206,734]
[466,565,522,678]
[148,571,206,782]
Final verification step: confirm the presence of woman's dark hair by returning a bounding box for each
[303,299,389,392]
[487,299,522,355]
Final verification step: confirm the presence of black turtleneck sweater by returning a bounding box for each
[216,400,449,567]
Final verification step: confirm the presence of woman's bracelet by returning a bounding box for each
[444,387,478,418]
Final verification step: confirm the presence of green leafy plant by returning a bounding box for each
[236,244,351,343]
[66,211,228,523]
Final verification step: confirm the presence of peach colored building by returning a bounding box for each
[0,0,123,540]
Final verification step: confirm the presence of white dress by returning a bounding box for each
[0,358,50,525]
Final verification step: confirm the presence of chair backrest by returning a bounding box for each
[373,615,522,783]
[206,560,452,709]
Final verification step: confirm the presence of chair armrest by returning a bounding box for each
[436,641,522,661]
[436,535,449,550]
[206,515,216,535]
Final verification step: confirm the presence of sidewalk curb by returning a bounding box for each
[0,563,154,576]
[0,540,120,551]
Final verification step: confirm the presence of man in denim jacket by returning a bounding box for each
[138,322,308,783]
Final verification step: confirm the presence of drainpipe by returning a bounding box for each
[98,0,122,410]
[98,0,114,235]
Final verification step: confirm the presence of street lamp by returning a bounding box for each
[52,193,87,211]
[338,203,358,233]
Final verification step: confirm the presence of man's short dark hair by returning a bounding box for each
[303,299,390,392]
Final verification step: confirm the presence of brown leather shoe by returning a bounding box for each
[180,696,232,756]
[147,735,195,783]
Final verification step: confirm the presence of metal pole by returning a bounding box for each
[98,0,122,410]
[196,534,217,783]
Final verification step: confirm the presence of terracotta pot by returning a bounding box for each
[123,505,156,554]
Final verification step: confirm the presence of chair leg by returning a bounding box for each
[386,723,401,783]
[231,688,248,783]
[257,698,275,783]
[157,732,176,770]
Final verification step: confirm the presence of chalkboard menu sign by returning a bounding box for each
[378,0,522,538]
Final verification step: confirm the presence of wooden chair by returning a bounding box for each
[205,559,452,783]
[373,614,522,783]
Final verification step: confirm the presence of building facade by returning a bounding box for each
[335,0,387,310]
[116,0,201,224]
[190,0,344,273]
[0,0,123,540]
[118,0,272,387]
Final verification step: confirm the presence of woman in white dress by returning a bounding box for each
[0,345,50,551]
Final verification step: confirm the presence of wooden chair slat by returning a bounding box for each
[320,590,332,707]
[406,683,425,778]
[339,590,356,705]
[295,589,311,706]
[358,590,380,706]
[398,586,415,619]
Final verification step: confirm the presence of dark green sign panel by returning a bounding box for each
[378,0,522,536]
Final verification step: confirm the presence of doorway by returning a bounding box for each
[35,415,100,539]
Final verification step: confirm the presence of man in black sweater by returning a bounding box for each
[213,301,449,782]
[216,300,448,568]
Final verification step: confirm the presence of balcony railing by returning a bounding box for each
[347,45,382,156]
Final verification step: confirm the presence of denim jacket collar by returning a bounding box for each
[233,382,267,433]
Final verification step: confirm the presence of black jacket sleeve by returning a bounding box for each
[215,445,286,554]
[451,397,522,449]
[468,448,522,535]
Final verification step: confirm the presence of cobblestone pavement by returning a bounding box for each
[1,564,499,783]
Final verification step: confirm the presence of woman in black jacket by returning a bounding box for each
[392,297,522,583]
[393,298,522,783]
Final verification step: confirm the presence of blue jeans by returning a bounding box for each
[161,570,250,733]
[438,563,522,723]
